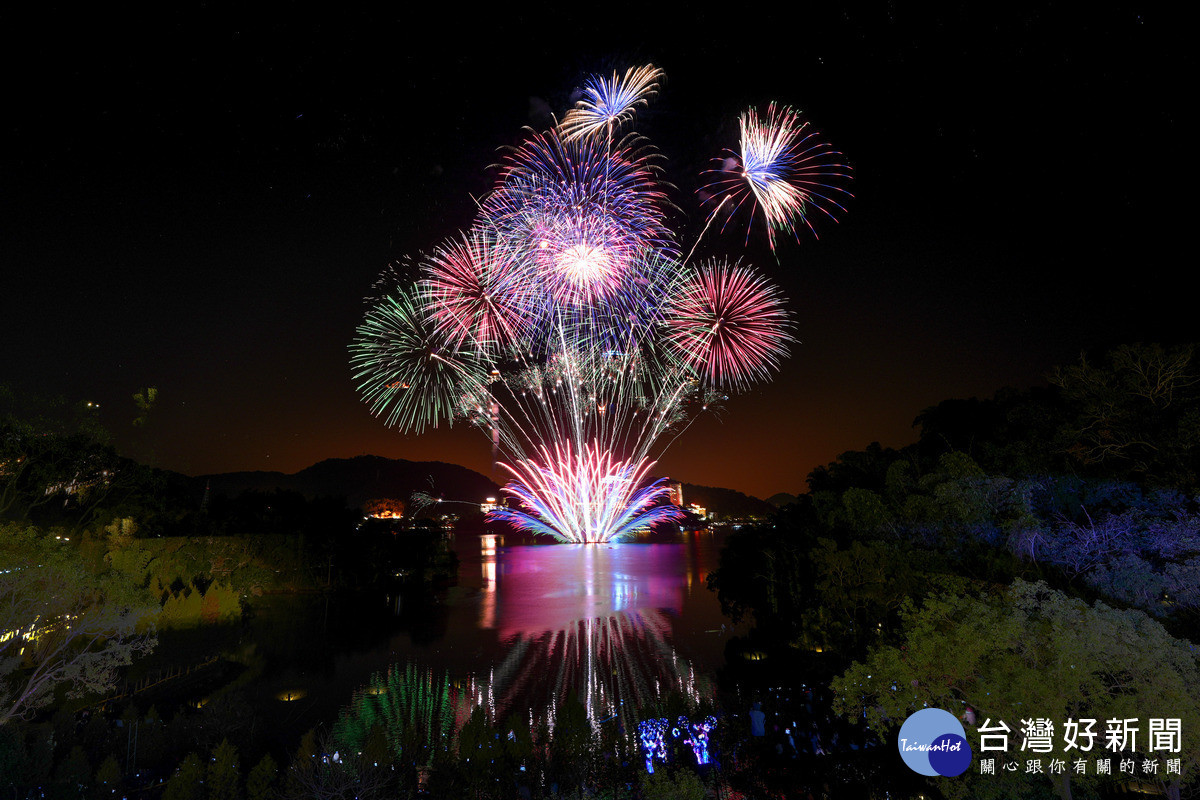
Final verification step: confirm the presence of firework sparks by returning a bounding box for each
[483,128,674,305]
[352,69,851,542]
[350,288,486,434]
[491,443,684,543]
[662,260,793,390]
[422,229,538,354]
[560,64,665,143]
[702,102,853,251]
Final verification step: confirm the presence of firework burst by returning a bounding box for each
[491,443,684,543]
[661,260,793,390]
[350,288,487,434]
[560,64,665,143]
[352,66,851,542]
[483,128,675,306]
[702,102,853,251]
[422,229,538,354]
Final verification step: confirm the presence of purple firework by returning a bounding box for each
[481,128,675,305]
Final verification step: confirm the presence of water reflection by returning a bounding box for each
[481,539,710,729]
[341,535,720,750]
[335,662,461,768]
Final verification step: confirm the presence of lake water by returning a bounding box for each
[431,531,734,726]
[124,529,919,797]
[153,530,741,758]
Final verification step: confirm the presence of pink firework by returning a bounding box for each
[481,128,675,304]
[490,442,684,543]
[702,102,853,251]
[422,229,538,354]
[531,209,630,304]
[661,260,793,390]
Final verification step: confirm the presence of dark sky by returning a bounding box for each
[2,4,1194,500]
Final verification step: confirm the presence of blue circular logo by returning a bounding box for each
[898,708,972,777]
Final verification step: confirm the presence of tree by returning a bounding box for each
[52,745,91,799]
[131,387,158,429]
[639,767,707,800]
[705,509,819,640]
[93,755,123,795]
[282,728,392,800]
[832,580,1200,800]
[208,739,242,800]
[1051,343,1200,488]
[163,753,205,800]
[0,523,157,724]
[246,753,278,800]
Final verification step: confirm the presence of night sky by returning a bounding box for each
[3,4,1194,500]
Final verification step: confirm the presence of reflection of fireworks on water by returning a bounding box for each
[486,608,706,733]
[336,540,721,762]
[476,541,710,731]
[351,65,851,542]
[333,662,461,768]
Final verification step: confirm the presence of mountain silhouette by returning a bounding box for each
[199,456,773,519]
[200,455,501,510]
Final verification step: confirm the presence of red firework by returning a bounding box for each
[661,260,793,390]
[421,229,538,353]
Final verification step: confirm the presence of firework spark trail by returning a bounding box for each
[661,260,794,391]
[490,442,683,543]
[350,288,488,434]
[560,64,665,144]
[422,228,539,354]
[702,102,853,251]
[352,64,848,542]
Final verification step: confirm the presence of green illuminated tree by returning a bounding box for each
[52,745,90,798]
[208,739,241,800]
[93,755,123,795]
[0,523,157,725]
[832,580,1200,800]
[246,753,278,800]
[163,753,205,800]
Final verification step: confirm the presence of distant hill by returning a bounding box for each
[679,482,776,519]
[199,455,501,511]
[199,456,776,520]
[766,492,799,508]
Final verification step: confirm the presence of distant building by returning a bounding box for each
[364,497,405,519]
[686,503,707,520]
[480,496,501,514]
[667,481,683,507]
